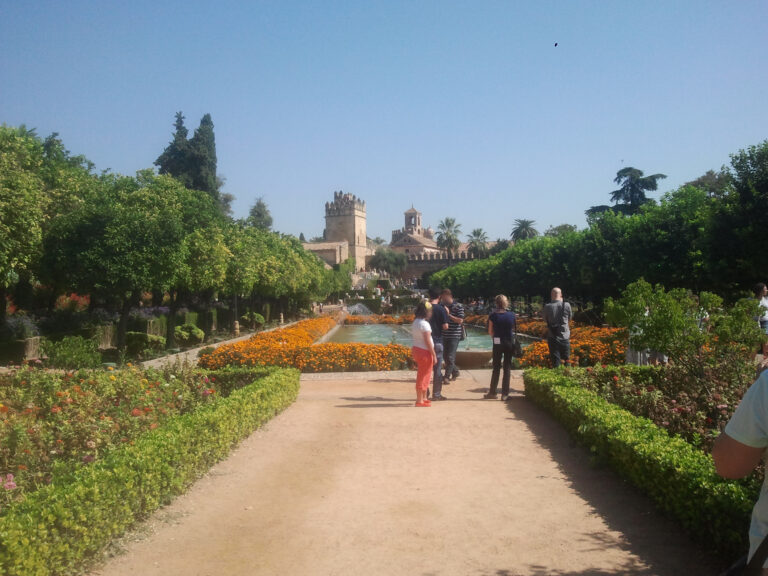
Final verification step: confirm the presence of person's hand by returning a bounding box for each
[432,353,438,365]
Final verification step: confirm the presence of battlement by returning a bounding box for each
[325,190,366,216]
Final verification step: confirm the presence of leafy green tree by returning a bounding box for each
[685,169,731,198]
[511,219,538,242]
[705,140,768,293]
[436,217,462,256]
[466,228,489,258]
[299,232,307,242]
[246,197,273,230]
[544,224,577,237]
[609,167,667,214]
[0,125,47,326]
[42,171,188,349]
[369,248,407,276]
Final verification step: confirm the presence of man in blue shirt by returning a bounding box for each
[428,287,449,400]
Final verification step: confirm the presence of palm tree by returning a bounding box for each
[466,228,489,258]
[436,217,462,258]
[511,219,538,242]
[610,167,667,214]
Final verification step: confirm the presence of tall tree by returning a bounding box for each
[511,219,539,242]
[609,167,667,214]
[155,112,224,210]
[246,197,273,230]
[0,125,46,326]
[466,228,489,257]
[155,112,192,188]
[188,113,219,200]
[436,217,462,256]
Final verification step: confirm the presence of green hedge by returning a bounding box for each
[0,367,300,576]
[523,368,755,557]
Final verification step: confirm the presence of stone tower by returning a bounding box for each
[324,191,367,272]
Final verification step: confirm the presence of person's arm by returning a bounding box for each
[714,374,768,478]
[425,330,437,364]
[440,306,449,330]
[712,433,764,479]
[487,317,494,337]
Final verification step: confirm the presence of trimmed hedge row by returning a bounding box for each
[0,367,300,576]
[523,368,756,557]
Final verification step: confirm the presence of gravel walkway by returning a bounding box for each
[89,370,721,576]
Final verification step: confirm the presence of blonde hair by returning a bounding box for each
[494,294,509,310]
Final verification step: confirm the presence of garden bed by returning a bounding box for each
[523,368,755,557]
[200,317,413,372]
[0,365,299,576]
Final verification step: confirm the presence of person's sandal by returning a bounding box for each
[415,401,431,407]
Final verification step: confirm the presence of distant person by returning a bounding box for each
[713,369,768,572]
[428,287,450,400]
[411,302,436,407]
[484,294,517,400]
[441,288,465,382]
[543,287,571,368]
[757,283,768,357]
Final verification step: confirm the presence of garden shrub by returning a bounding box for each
[573,365,757,452]
[41,336,101,369]
[197,346,216,360]
[524,368,756,556]
[174,323,204,347]
[240,311,265,329]
[125,331,166,358]
[0,366,300,576]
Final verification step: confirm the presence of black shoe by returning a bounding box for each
[483,392,498,399]
[431,394,448,401]
[451,371,460,381]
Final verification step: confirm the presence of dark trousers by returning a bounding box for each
[489,341,513,396]
[443,337,460,378]
[547,336,570,368]
[432,341,444,397]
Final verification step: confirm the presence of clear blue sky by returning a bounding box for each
[2,1,767,241]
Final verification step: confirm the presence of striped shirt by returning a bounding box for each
[443,302,465,340]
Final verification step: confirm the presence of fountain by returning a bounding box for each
[347,303,374,316]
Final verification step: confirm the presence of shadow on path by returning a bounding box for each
[503,391,725,576]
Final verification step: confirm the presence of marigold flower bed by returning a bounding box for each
[520,326,627,367]
[199,317,414,372]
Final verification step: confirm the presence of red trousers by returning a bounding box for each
[412,346,433,390]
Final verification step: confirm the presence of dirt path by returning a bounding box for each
[90,371,721,576]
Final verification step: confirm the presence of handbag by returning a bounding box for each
[721,533,768,576]
[460,324,467,341]
[511,335,523,358]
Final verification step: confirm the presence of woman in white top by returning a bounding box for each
[411,301,437,407]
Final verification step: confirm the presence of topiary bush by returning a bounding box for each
[174,323,204,347]
[41,336,102,369]
[125,331,166,358]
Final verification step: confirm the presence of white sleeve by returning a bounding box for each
[725,372,768,449]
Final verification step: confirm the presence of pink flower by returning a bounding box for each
[3,474,17,490]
